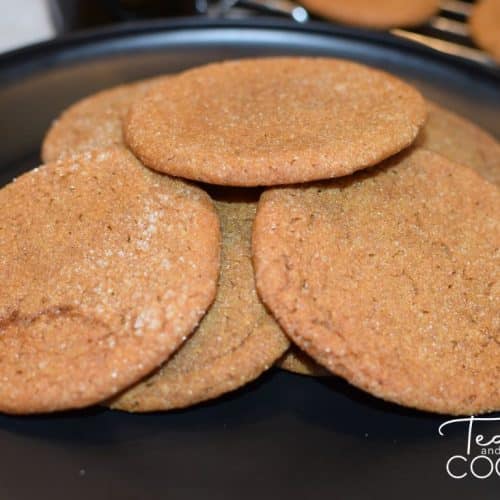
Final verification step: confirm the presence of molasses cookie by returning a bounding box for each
[416,102,500,186]
[42,76,168,162]
[300,0,440,29]
[0,148,220,414]
[111,194,289,412]
[470,0,500,62]
[125,57,427,186]
[278,347,329,377]
[253,149,500,415]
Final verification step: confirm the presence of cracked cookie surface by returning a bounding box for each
[110,193,289,412]
[253,148,500,415]
[0,148,220,414]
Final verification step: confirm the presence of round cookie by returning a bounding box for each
[300,0,440,29]
[125,57,427,186]
[470,0,500,62]
[0,148,220,414]
[416,102,500,186]
[42,76,168,162]
[253,149,500,415]
[278,347,329,377]
[110,194,289,412]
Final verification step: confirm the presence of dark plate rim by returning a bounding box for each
[0,17,498,83]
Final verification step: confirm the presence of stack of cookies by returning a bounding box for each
[1,57,498,416]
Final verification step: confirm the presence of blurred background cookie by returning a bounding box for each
[299,0,440,29]
[470,0,500,62]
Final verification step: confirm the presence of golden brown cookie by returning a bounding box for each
[253,149,500,415]
[470,0,500,62]
[278,347,329,377]
[300,0,440,29]
[41,76,168,162]
[125,57,427,186]
[416,102,500,186]
[110,193,289,412]
[0,148,220,414]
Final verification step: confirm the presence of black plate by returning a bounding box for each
[0,19,499,500]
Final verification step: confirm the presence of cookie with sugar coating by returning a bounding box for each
[253,148,500,415]
[125,57,426,186]
[110,192,289,412]
[416,101,500,187]
[42,76,169,162]
[0,147,220,414]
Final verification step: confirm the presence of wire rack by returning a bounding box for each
[200,0,496,67]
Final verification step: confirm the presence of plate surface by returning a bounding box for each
[0,18,499,500]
